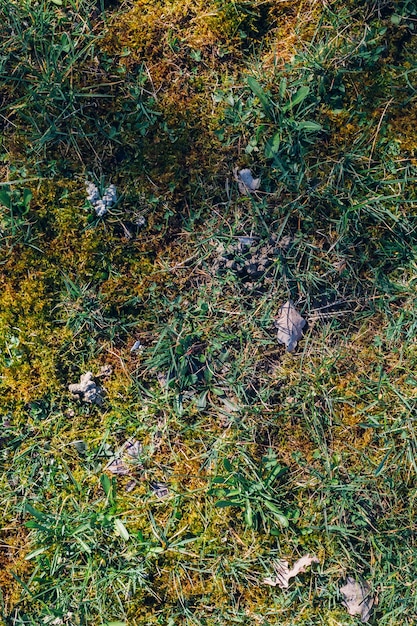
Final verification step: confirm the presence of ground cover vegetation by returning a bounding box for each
[1,0,417,623]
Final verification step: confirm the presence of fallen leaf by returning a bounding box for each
[125,479,137,493]
[340,577,374,623]
[234,168,261,195]
[263,554,319,589]
[124,438,142,458]
[275,301,306,352]
[150,481,170,499]
[106,458,130,475]
[98,364,113,378]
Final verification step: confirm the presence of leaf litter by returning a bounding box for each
[105,439,143,476]
[340,577,374,623]
[263,554,319,589]
[234,168,261,195]
[275,301,306,352]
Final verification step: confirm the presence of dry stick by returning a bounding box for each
[368,98,393,168]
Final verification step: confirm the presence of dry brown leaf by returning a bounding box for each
[340,577,374,623]
[275,301,306,352]
[106,458,131,475]
[234,168,261,195]
[263,554,319,589]
[105,439,143,476]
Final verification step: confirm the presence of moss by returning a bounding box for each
[0,528,33,613]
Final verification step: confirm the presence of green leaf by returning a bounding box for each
[100,473,114,504]
[215,500,238,508]
[283,86,310,112]
[279,77,287,99]
[375,450,391,476]
[0,189,11,208]
[105,622,127,626]
[22,188,32,212]
[196,390,208,410]
[223,458,233,472]
[25,547,47,560]
[114,518,130,541]
[263,501,289,527]
[74,536,92,553]
[247,76,273,119]
[25,503,46,520]
[296,120,322,132]
[244,500,253,527]
[265,132,281,158]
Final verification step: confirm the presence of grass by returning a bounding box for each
[2,0,417,624]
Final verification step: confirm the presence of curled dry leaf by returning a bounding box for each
[124,438,142,458]
[106,458,131,475]
[234,168,261,195]
[106,439,143,476]
[275,301,306,352]
[150,481,170,499]
[340,577,374,623]
[263,554,319,589]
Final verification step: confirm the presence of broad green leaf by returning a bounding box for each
[296,120,322,132]
[0,189,10,208]
[105,622,127,626]
[265,132,281,158]
[114,518,130,541]
[263,501,289,527]
[223,458,233,472]
[283,86,310,112]
[100,473,112,498]
[25,503,46,520]
[247,76,273,119]
[215,500,238,508]
[25,547,46,560]
[23,188,32,211]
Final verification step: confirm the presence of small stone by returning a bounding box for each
[130,340,143,353]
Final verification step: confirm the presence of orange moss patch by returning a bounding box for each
[0,527,32,614]
[388,104,417,155]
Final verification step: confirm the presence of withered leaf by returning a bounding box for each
[263,554,319,589]
[275,301,306,352]
[234,168,261,195]
[340,577,374,623]
[105,439,143,476]
[106,458,130,475]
